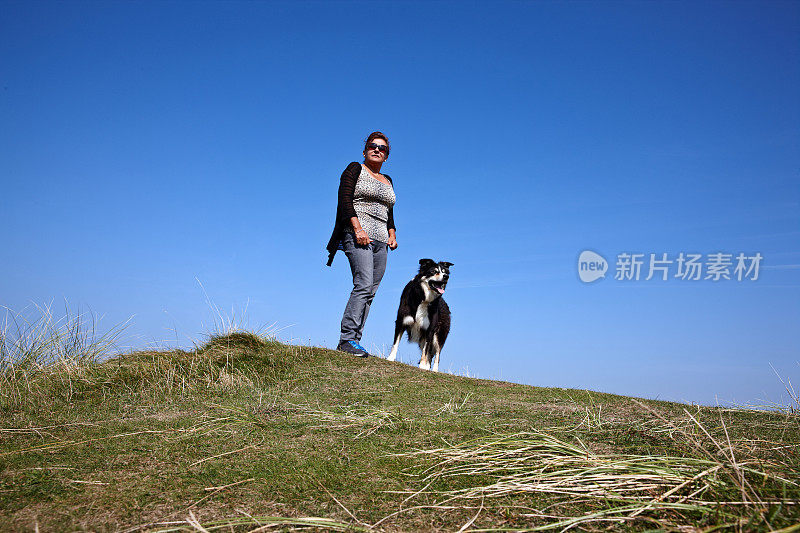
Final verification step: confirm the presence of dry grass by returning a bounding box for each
[390,405,800,531]
[140,511,371,532]
[0,302,131,369]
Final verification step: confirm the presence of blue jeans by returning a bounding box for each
[339,232,388,343]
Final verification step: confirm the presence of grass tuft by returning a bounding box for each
[197,332,272,356]
[1,301,130,369]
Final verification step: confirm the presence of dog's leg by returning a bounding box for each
[418,341,430,370]
[389,314,414,361]
[432,334,441,373]
[387,325,403,362]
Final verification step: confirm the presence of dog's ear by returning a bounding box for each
[440,262,454,268]
[419,258,436,271]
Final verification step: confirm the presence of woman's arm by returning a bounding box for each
[339,162,371,245]
[386,176,397,249]
[337,162,360,221]
[351,216,372,245]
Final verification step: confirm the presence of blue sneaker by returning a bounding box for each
[337,340,369,357]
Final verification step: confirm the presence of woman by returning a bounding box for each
[326,132,398,356]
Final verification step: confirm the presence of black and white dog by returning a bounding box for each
[387,259,453,372]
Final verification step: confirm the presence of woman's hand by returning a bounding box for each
[388,229,398,250]
[356,228,372,246]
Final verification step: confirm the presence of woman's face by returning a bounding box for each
[364,139,389,164]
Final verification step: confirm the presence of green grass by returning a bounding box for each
[1,321,799,531]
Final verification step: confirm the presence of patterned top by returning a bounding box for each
[346,165,396,244]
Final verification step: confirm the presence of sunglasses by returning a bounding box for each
[366,142,389,154]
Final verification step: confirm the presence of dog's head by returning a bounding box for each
[418,258,454,296]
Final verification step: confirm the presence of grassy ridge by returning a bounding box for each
[1,330,799,532]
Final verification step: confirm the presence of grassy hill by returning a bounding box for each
[1,330,799,532]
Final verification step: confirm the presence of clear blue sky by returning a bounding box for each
[2,1,798,407]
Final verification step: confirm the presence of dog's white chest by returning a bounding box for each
[408,303,430,342]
